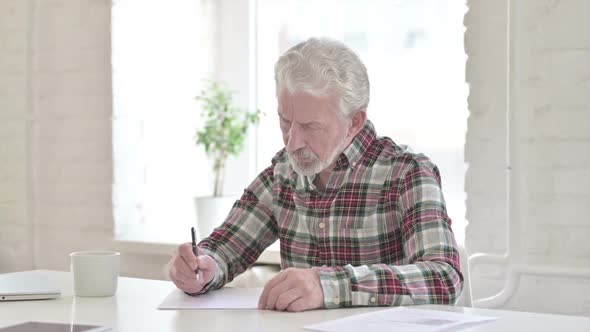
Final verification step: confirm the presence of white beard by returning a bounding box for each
[287,136,348,177]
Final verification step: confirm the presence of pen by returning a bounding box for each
[191,227,200,281]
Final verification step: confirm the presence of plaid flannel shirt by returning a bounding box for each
[199,120,463,308]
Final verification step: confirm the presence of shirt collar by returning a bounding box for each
[335,119,376,170]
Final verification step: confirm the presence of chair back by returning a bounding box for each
[455,244,473,307]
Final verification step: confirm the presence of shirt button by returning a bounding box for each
[352,162,356,167]
[370,297,376,304]
[319,222,325,229]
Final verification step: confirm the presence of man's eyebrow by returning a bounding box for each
[300,120,322,127]
[277,113,322,126]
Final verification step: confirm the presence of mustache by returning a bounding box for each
[290,148,317,159]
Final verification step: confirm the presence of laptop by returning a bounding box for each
[0,272,61,301]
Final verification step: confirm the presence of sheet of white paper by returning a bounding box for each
[303,307,497,332]
[158,287,263,310]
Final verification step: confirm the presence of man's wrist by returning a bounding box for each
[312,266,352,308]
[185,277,214,296]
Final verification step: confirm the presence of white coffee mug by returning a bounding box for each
[70,251,120,297]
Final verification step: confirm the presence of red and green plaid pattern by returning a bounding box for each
[199,120,463,308]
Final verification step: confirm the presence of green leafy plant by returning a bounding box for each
[195,80,261,197]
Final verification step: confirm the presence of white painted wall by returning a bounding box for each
[465,0,590,316]
[1,0,589,315]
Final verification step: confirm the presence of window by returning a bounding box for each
[255,0,468,243]
[112,0,217,239]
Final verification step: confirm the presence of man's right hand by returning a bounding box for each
[168,243,217,294]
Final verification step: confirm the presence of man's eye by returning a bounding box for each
[303,124,321,131]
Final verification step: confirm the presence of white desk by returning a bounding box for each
[1,270,589,332]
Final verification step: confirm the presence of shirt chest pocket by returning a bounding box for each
[329,187,383,229]
[326,191,402,266]
[333,210,383,239]
[329,210,395,266]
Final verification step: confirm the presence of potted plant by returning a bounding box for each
[193,80,261,240]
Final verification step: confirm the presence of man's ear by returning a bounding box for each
[348,109,367,138]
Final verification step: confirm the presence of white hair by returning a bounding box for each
[274,37,370,118]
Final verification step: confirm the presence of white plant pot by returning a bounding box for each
[194,196,238,242]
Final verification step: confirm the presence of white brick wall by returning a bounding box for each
[0,0,33,272]
[29,0,115,270]
[466,0,590,316]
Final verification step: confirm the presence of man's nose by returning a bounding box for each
[286,126,305,152]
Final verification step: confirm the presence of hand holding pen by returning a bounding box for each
[167,228,218,294]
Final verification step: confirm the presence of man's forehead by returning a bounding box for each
[278,90,338,114]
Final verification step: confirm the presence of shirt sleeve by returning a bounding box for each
[312,161,463,308]
[196,165,278,292]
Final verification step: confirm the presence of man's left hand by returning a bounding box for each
[258,268,324,312]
